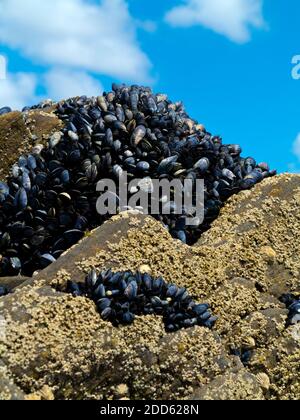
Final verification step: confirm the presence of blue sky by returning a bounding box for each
[0,0,299,173]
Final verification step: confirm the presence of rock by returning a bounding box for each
[260,246,277,264]
[197,174,300,298]
[0,282,234,400]
[113,384,129,400]
[191,370,265,400]
[25,385,55,401]
[0,276,30,292]
[0,361,25,400]
[138,264,152,274]
[1,174,300,400]
[20,212,153,290]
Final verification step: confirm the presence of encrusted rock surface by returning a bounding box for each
[0,174,300,400]
[0,108,62,180]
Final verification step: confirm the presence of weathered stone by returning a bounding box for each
[0,361,25,400]
[191,370,264,400]
[0,277,30,292]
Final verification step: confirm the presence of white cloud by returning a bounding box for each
[293,133,300,162]
[0,0,152,82]
[0,69,104,110]
[0,72,38,110]
[165,0,266,43]
[45,69,104,100]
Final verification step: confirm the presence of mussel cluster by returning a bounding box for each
[67,269,217,331]
[231,348,252,366]
[280,294,300,325]
[0,84,275,276]
[0,285,8,297]
[0,107,12,116]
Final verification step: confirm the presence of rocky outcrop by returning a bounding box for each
[0,108,62,180]
[0,174,300,400]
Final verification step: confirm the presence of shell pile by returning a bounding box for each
[67,269,217,332]
[0,84,275,276]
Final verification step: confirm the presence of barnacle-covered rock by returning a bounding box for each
[0,362,26,400]
[0,282,230,400]
[191,370,265,400]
